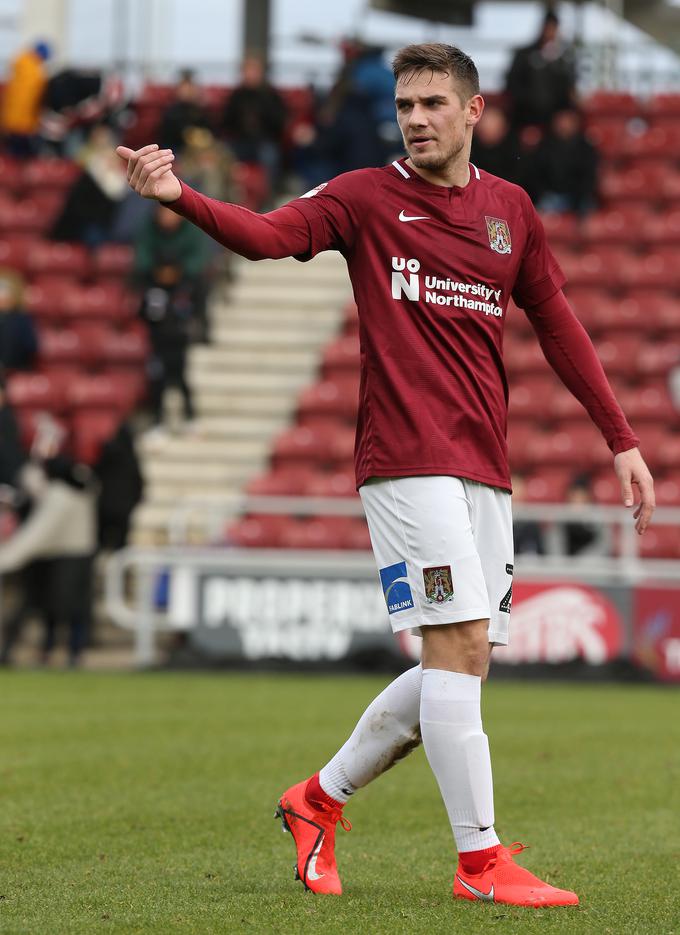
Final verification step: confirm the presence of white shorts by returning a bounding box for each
[359,475,514,645]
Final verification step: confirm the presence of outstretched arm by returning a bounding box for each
[116,144,311,261]
[525,288,655,534]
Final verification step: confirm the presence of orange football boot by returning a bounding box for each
[275,778,351,894]
[454,843,579,907]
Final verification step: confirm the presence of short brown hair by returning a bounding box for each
[392,43,480,100]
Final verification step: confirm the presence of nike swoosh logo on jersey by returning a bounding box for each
[457,876,495,901]
[307,836,325,880]
[399,210,430,222]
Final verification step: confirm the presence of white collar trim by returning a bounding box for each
[470,162,480,180]
[392,160,410,179]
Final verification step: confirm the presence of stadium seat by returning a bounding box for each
[0,235,38,272]
[585,118,630,158]
[305,468,357,497]
[617,384,677,423]
[594,334,642,375]
[0,197,54,235]
[504,339,548,377]
[592,471,622,505]
[71,410,120,465]
[24,278,77,321]
[7,371,66,413]
[581,207,651,244]
[322,334,360,376]
[92,244,135,279]
[646,93,680,122]
[655,476,680,506]
[38,327,85,365]
[557,247,630,287]
[279,516,352,550]
[96,327,149,365]
[583,91,641,119]
[638,525,680,559]
[60,282,134,323]
[638,341,680,377]
[272,424,335,465]
[620,249,680,289]
[232,162,269,212]
[622,290,677,332]
[27,242,91,279]
[225,513,287,548]
[508,376,557,419]
[600,166,664,203]
[344,517,372,550]
[641,209,680,245]
[245,466,316,496]
[539,212,578,244]
[0,155,22,194]
[522,469,571,502]
[66,373,136,414]
[298,377,360,421]
[22,159,81,191]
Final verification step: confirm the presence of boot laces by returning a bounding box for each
[509,842,529,856]
[319,802,352,832]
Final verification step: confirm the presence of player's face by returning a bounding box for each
[395,70,482,173]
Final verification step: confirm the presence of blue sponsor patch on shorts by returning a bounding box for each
[379,561,415,614]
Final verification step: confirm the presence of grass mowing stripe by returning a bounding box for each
[0,672,678,934]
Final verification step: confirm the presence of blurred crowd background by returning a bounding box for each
[0,0,678,674]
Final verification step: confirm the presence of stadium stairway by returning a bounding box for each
[130,251,350,544]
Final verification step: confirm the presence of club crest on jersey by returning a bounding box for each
[423,565,454,604]
[300,182,328,198]
[485,216,512,255]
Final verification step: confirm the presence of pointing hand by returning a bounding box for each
[116,143,182,202]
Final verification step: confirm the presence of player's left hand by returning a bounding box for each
[614,447,655,534]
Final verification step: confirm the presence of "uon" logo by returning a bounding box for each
[391,256,420,300]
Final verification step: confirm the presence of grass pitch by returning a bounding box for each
[0,671,678,935]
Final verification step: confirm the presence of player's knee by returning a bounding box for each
[421,619,490,675]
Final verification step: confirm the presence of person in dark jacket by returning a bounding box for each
[134,202,211,341]
[0,270,38,372]
[157,70,213,155]
[94,420,144,550]
[139,261,196,427]
[536,109,599,215]
[221,55,287,193]
[505,10,576,129]
[470,106,518,183]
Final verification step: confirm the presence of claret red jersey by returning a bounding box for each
[288,158,565,491]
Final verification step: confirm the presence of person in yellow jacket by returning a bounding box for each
[0,41,51,156]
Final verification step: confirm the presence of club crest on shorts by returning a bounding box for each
[423,565,454,604]
[485,216,512,255]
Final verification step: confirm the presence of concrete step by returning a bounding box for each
[189,346,318,372]
[194,414,289,437]
[140,436,269,462]
[190,370,311,393]
[210,305,342,326]
[228,283,349,308]
[191,392,296,416]
[210,328,334,349]
[145,455,265,484]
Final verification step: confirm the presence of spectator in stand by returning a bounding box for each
[536,109,599,216]
[511,473,546,555]
[94,419,144,550]
[0,426,97,668]
[470,106,518,183]
[134,203,211,341]
[157,70,213,156]
[0,378,26,488]
[563,473,606,556]
[0,270,39,373]
[139,259,196,433]
[221,54,287,196]
[51,123,128,246]
[40,67,125,157]
[505,10,576,130]
[513,124,546,205]
[0,40,51,156]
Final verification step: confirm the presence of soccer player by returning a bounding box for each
[118,43,655,908]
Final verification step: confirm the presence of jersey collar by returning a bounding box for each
[392,157,480,190]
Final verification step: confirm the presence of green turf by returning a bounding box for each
[0,671,678,935]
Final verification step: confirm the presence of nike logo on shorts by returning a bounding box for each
[399,210,430,222]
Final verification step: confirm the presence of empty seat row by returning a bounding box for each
[26,281,138,322]
[38,324,148,366]
[7,369,143,415]
[0,239,134,279]
[226,514,370,551]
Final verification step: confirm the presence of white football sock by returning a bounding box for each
[420,668,500,853]
[319,664,423,803]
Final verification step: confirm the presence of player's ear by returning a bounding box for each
[466,94,484,128]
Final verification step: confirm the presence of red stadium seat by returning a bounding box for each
[652,433,680,470]
[27,242,91,279]
[322,334,360,376]
[344,517,372,550]
[585,118,630,158]
[96,327,149,365]
[600,165,664,202]
[92,244,135,278]
[66,373,135,414]
[70,410,120,465]
[655,476,680,506]
[245,466,316,496]
[22,158,81,190]
[0,155,22,193]
[638,342,680,377]
[232,162,269,212]
[504,339,548,377]
[508,376,557,420]
[24,278,78,321]
[305,468,357,497]
[622,290,677,332]
[38,327,85,365]
[619,249,680,289]
[583,91,641,119]
[638,525,680,558]
[617,384,677,423]
[557,247,630,287]
[60,282,133,322]
[581,207,650,245]
[539,212,578,244]
[279,516,352,550]
[522,469,570,502]
[641,209,680,245]
[593,334,641,375]
[272,424,335,465]
[0,197,54,235]
[226,514,287,548]
[298,377,359,421]
[7,371,66,413]
[592,471,622,504]
[646,93,680,121]
[0,235,38,272]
